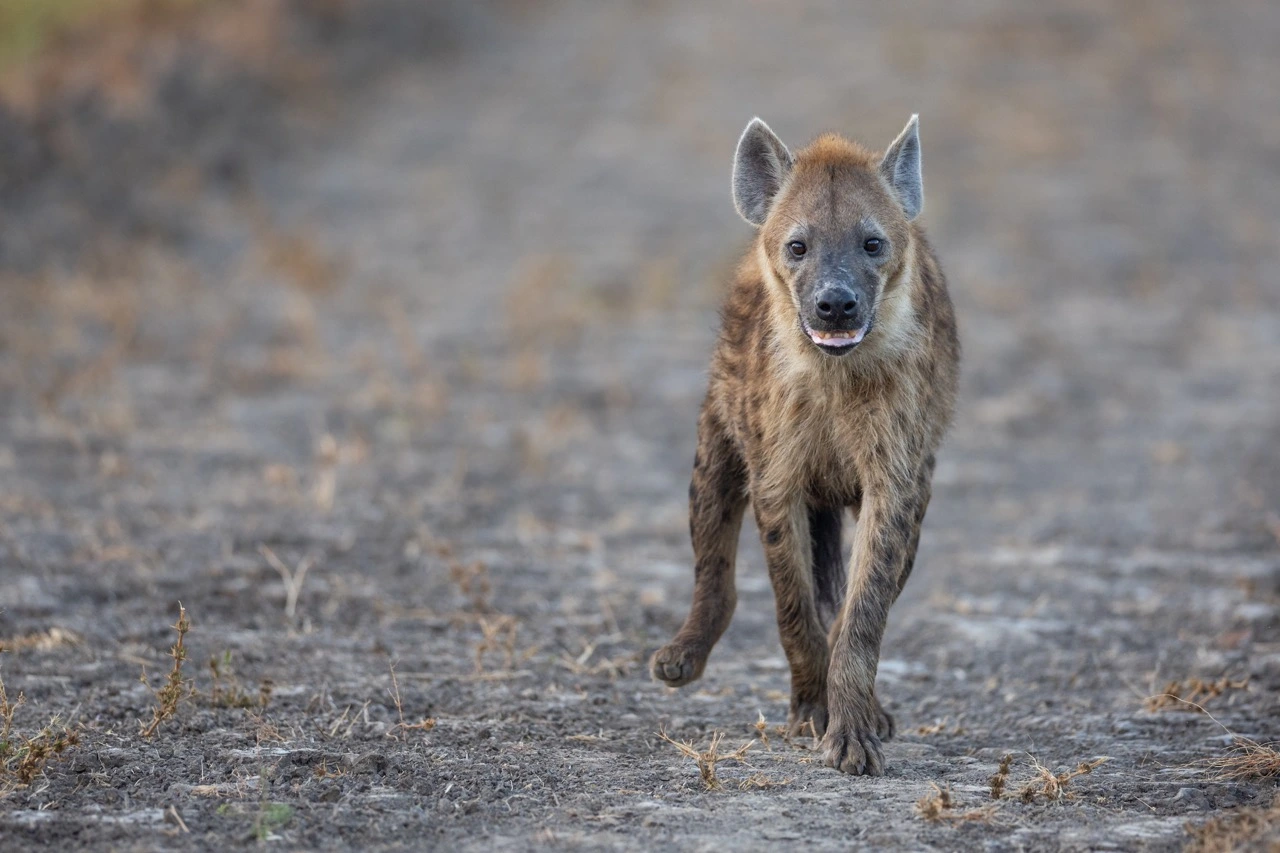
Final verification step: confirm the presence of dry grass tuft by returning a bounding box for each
[386,661,436,740]
[754,711,770,749]
[915,718,966,737]
[474,615,519,673]
[738,772,791,791]
[3,719,81,788]
[989,753,1014,800]
[0,664,19,743]
[1184,796,1280,853]
[916,782,954,821]
[447,553,492,613]
[1201,736,1280,782]
[0,627,82,653]
[658,729,755,791]
[772,717,821,750]
[1145,677,1249,712]
[1017,756,1109,803]
[557,646,633,679]
[140,604,193,738]
[1,645,82,793]
[916,783,1000,824]
[244,710,289,746]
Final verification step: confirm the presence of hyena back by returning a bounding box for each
[651,116,959,776]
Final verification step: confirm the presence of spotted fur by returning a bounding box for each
[651,117,959,776]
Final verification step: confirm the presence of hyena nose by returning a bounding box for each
[815,286,858,323]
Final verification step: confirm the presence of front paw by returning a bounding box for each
[787,694,828,739]
[820,716,885,776]
[650,641,707,687]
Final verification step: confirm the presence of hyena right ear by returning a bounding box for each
[732,118,793,227]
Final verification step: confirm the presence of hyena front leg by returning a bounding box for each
[821,471,931,775]
[651,410,747,687]
[754,497,832,738]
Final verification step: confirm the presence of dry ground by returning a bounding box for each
[1,0,1278,850]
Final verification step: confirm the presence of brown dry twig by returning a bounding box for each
[557,641,631,678]
[754,711,770,750]
[658,729,755,791]
[259,546,315,625]
[140,604,194,738]
[916,783,1001,824]
[1017,756,1109,803]
[738,772,791,791]
[915,718,966,737]
[386,661,436,739]
[447,553,491,613]
[1145,677,1248,712]
[474,615,519,673]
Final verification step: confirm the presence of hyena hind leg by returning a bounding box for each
[809,506,846,632]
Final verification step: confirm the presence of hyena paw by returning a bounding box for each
[786,695,828,740]
[872,695,895,742]
[820,716,885,776]
[650,642,706,687]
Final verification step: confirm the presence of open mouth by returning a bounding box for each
[802,320,867,354]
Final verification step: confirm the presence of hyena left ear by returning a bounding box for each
[880,114,923,220]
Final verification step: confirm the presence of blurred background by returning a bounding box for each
[0,0,1277,847]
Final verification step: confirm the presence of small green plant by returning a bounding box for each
[209,651,272,709]
[253,762,293,841]
[255,802,293,841]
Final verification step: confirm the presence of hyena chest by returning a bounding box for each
[755,386,883,508]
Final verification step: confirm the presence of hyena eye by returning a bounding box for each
[863,238,883,255]
[787,241,807,258]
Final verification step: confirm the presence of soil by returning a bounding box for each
[1,1,1278,850]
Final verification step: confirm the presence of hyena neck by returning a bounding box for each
[752,234,927,384]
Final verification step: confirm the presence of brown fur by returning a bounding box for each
[651,125,959,776]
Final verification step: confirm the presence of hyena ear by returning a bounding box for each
[732,118,793,227]
[879,114,923,220]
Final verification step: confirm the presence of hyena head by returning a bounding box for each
[732,115,923,357]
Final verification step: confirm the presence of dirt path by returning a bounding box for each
[1,1,1278,849]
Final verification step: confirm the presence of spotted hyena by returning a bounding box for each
[651,116,959,775]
